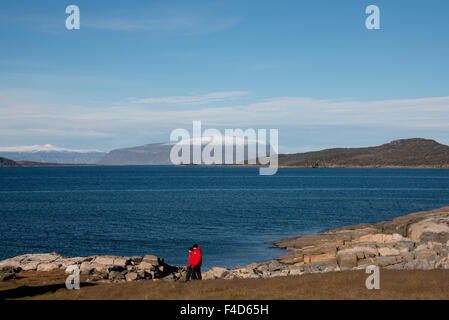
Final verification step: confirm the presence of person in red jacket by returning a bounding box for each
[185,247,196,281]
[192,244,202,280]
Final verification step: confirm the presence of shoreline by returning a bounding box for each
[1,206,449,283]
[3,163,449,169]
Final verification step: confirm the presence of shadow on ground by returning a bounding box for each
[0,282,96,300]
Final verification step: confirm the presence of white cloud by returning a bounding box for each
[134,91,249,105]
[0,144,104,153]
[1,92,449,149]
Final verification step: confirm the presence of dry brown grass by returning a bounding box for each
[1,269,449,300]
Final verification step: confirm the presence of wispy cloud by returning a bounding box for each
[85,15,240,35]
[0,144,104,153]
[1,92,449,149]
[134,91,249,105]
[0,5,240,36]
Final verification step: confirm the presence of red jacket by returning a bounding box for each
[193,247,202,267]
[188,251,195,267]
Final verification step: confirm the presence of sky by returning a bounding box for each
[0,0,448,153]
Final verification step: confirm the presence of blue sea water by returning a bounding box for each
[1,166,449,269]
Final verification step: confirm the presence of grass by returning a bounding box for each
[1,269,449,300]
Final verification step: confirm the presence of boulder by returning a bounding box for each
[267,260,284,272]
[378,247,401,257]
[125,272,139,282]
[413,249,435,260]
[21,262,40,271]
[278,253,304,265]
[415,243,428,251]
[112,257,130,269]
[336,252,357,269]
[57,257,90,269]
[108,271,125,282]
[0,266,16,281]
[93,256,116,266]
[357,257,376,267]
[136,262,156,272]
[131,256,143,265]
[407,217,449,243]
[354,233,405,244]
[384,263,405,270]
[400,252,414,263]
[17,253,62,271]
[288,266,303,276]
[375,256,402,267]
[338,246,378,260]
[0,259,22,270]
[37,262,61,272]
[203,267,230,280]
[309,252,337,263]
[404,259,433,270]
[436,257,449,269]
[245,262,259,270]
[142,255,160,265]
[309,260,339,273]
[79,262,102,274]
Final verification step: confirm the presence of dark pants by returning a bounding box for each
[186,266,195,281]
[193,265,202,280]
[186,265,202,281]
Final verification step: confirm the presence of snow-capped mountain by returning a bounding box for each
[99,138,274,165]
[0,144,107,164]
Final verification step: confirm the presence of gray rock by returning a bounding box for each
[125,272,139,282]
[267,260,284,272]
[400,252,414,263]
[337,252,357,269]
[414,259,433,270]
[108,271,125,282]
[143,270,154,279]
[413,249,435,260]
[384,263,405,270]
[142,255,160,265]
[0,266,16,281]
[131,256,143,265]
[37,262,61,272]
[375,256,402,267]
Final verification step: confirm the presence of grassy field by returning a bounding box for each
[1,269,449,300]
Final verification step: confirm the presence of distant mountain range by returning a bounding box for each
[99,142,173,165]
[2,138,449,168]
[277,138,449,168]
[0,144,106,164]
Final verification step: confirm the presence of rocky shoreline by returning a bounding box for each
[1,206,449,283]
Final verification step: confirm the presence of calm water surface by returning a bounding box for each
[1,166,449,269]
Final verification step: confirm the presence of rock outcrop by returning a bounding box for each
[203,207,449,280]
[0,253,185,283]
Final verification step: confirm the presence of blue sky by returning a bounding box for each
[0,0,448,152]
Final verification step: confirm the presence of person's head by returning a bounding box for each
[189,247,193,252]
[193,244,198,248]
